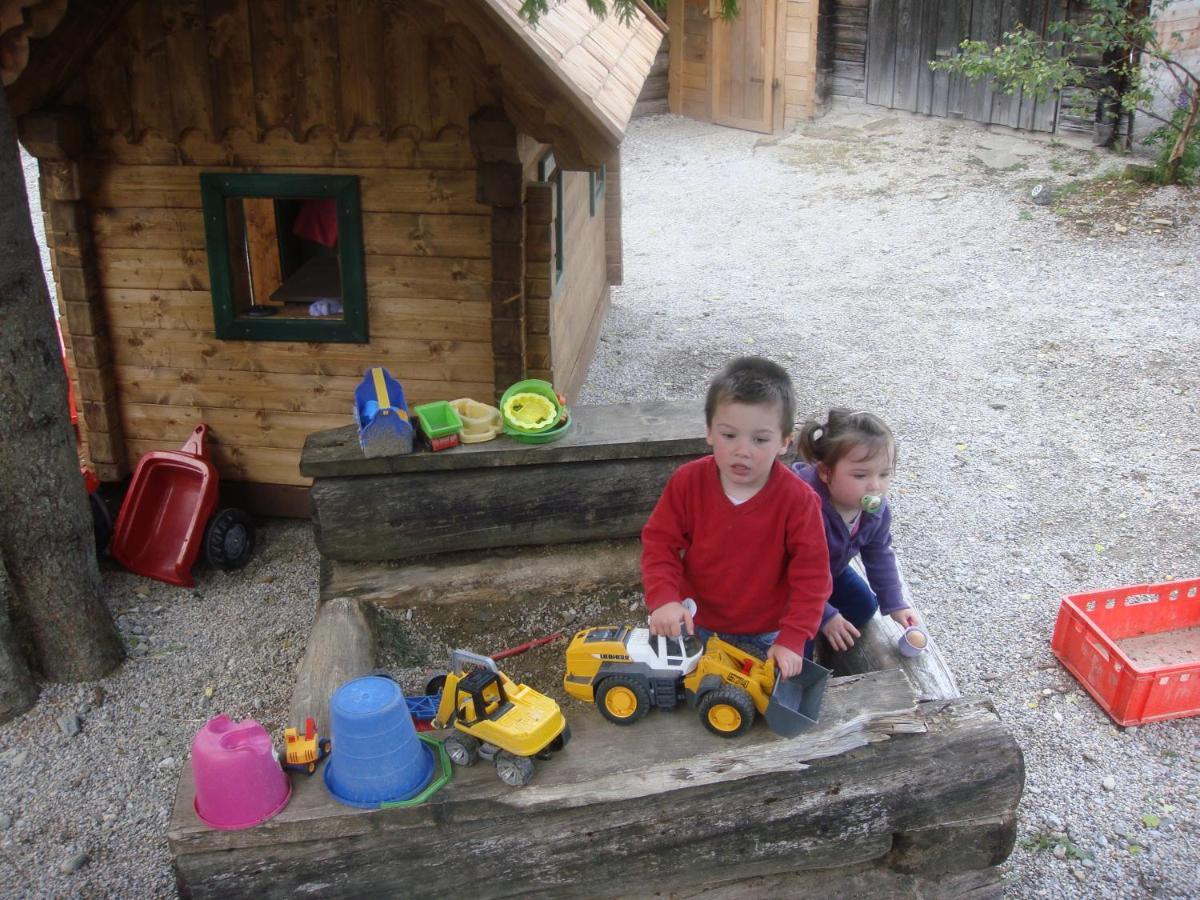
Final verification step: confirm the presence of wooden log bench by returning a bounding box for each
[168,670,1022,899]
[299,401,710,562]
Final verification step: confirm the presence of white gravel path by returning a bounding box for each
[2,104,1197,898]
[580,106,1200,898]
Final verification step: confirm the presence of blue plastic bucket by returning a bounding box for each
[324,676,435,809]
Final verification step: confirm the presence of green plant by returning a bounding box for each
[1144,99,1200,184]
[930,0,1200,184]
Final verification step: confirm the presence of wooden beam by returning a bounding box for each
[170,673,1022,898]
[4,0,139,117]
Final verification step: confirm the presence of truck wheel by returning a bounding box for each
[698,687,756,738]
[494,751,535,786]
[596,676,650,725]
[443,732,481,767]
[204,508,255,570]
[548,723,572,752]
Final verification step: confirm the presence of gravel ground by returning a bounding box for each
[2,104,1197,897]
[579,105,1200,898]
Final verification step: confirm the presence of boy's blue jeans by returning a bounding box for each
[694,568,880,660]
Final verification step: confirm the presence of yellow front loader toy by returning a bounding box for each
[432,649,570,786]
[564,626,829,738]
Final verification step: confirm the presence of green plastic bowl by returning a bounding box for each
[499,379,564,434]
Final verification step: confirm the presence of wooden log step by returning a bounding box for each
[168,673,1023,899]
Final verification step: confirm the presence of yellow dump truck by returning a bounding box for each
[564,625,828,738]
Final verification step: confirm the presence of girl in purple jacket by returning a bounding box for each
[792,409,920,653]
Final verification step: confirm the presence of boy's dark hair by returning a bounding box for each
[795,408,897,471]
[704,357,795,437]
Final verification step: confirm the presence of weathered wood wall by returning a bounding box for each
[782,0,821,128]
[633,34,671,117]
[669,0,711,121]
[827,0,868,99]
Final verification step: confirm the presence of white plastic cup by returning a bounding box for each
[897,625,928,657]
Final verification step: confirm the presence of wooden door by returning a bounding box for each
[710,0,777,133]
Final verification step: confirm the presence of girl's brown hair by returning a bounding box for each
[795,408,896,470]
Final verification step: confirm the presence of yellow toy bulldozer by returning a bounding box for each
[432,649,569,786]
[564,626,829,738]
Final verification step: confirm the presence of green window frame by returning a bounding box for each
[200,172,368,342]
[589,164,606,216]
[537,152,565,290]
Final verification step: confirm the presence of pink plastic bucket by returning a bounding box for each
[191,714,291,830]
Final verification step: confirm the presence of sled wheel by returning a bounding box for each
[548,723,572,752]
[494,751,535,787]
[443,732,481,767]
[89,491,113,556]
[204,508,256,570]
[698,687,756,738]
[596,676,650,725]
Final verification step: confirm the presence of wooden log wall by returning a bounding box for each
[828,0,868,99]
[669,0,712,120]
[44,0,509,489]
[632,34,671,117]
[782,0,821,129]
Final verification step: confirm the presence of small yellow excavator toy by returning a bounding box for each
[432,650,569,786]
[564,626,829,738]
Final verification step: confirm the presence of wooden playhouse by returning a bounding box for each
[1,0,665,514]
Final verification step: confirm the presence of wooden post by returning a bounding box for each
[24,110,129,481]
[469,107,526,397]
[604,148,622,286]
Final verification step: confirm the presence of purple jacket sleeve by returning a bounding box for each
[859,505,907,614]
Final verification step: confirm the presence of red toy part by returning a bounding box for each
[304,717,316,741]
[109,425,219,587]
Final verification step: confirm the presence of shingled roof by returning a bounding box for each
[2,0,665,168]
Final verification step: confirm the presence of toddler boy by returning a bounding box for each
[642,357,831,677]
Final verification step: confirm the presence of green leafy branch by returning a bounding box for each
[929,0,1200,183]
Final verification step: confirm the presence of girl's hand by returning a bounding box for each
[767,643,805,679]
[889,608,920,629]
[821,613,861,652]
[649,601,694,637]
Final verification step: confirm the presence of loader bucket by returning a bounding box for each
[764,658,831,738]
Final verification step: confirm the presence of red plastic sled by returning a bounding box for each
[110,425,220,587]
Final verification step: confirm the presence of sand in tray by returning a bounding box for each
[1116,626,1200,669]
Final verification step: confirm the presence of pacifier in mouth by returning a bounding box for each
[860,494,883,514]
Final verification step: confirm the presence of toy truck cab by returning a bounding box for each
[564,625,705,723]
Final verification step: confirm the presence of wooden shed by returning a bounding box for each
[1,0,665,513]
[668,0,822,134]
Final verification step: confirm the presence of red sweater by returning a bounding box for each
[641,456,832,654]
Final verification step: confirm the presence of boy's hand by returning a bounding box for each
[649,601,694,637]
[820,614,860,652]
[767,643,805,679]
[889,608,920,629]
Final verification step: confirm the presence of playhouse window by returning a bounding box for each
[537,152,565,290]
[200,173,367,342]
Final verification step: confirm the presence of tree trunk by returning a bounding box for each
[1164,89,1200,184]
[0,562,38,722]
[0,87,123,688]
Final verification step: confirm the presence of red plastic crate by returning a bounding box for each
[1051,578,1200,726]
